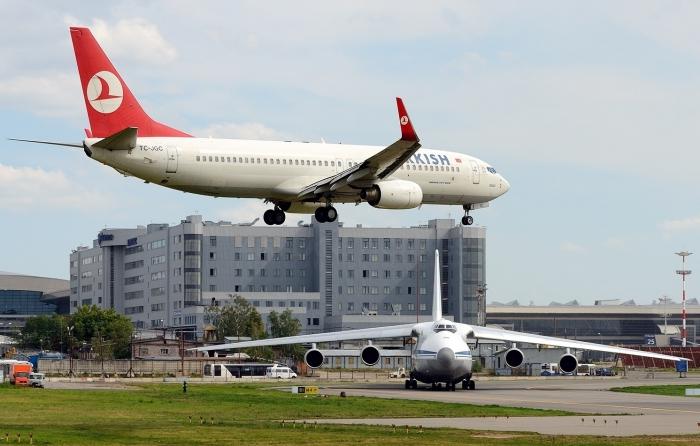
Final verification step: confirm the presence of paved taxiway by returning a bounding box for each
[310,374,700,436]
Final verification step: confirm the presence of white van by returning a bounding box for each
[28,372,45,388]
[265,365,297,379]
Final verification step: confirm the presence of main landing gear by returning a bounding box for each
[461,379,476,390]
[263,207,286,226]
[314,205,338,223]
[404,378,418,389]
[461,204,474,226]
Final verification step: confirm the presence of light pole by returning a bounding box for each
[67,325,74,377]
[675,251,692,348]
[597,332,603,362]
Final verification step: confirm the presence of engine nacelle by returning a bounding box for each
[277,202,325,214]
[360,345,381,366]
[504,348,525,368]
[559,354,578,374]
[304,349,325,368]
[360,180,423,209]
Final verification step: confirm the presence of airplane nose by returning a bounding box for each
[500,175,510,194]
[436,347,455,367]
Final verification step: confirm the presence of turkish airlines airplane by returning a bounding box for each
[14,27,509,225]
[197,251,689,390]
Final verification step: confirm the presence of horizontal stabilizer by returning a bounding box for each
[8,138,82,148]
[92,127,138,150]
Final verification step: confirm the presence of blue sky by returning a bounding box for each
[0,1,698,304]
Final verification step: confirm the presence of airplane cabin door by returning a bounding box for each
[166,146,179,173]
[469,160,480,184]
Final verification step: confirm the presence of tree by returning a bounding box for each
[20,314,70,351]
[214,296,265,341]
[268,309,303,360]
[71,306,133,359]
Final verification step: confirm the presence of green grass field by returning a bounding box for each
[0,382,698,445]
[610,384,700,397]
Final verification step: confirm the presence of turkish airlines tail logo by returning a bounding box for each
[86,71,123,114]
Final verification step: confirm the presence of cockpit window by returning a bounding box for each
[433,322,457,333]
[486,167,497,174]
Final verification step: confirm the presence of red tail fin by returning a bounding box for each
[70,27,191,138]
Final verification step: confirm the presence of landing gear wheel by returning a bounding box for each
[405,379,411,390]
[468,380,475,390]
[411,379,417,389]
[314,207,327,223]
[272,209,286,225]
[263,209,275,225]
[461,215,473,226]
[462,380,468,390]
[450,382,456,392]
[325,206,338,222]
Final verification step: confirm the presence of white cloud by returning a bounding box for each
[560,241,587,254]
[660,216,700,233]
[196,122,289,140]
[85,17,177,64]
[0,72,82,118]
[0,163,107,211]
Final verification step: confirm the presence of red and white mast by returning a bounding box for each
[675,251,692,348]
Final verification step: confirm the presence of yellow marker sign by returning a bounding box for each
[292,386,319,394]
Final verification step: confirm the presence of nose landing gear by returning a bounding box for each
[461,204,474,226]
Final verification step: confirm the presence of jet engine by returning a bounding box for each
[304,349,325,369]
[360,180,423,209]
[558,353,578,374]
[360,345,381,366]
[504,347,525,368]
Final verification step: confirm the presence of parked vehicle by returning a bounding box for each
[577,363,596,376]
[28,372,45,388]
[389,367,407,378]
[540,370,559,376]
[9,362,32,386]
[265,365,297,379]
[595,367,617,376]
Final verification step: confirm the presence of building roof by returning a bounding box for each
[0,272,68,294]
[487,303,700,316]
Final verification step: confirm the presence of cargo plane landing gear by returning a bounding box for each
[314,205,338,223]
[461,204,474,226]
[263,207,286,225]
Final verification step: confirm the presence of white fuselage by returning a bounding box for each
[410,320,472,384]
[86,137,509,210]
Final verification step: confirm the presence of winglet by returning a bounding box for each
[432,249,442,321]
[396,97,419,142]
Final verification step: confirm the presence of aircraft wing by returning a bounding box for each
[194,323,416,352]
[296,97,421,201]
[465,324,690,362]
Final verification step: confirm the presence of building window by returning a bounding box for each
[209,268,216,276]
[210,236,217,247]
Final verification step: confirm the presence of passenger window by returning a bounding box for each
[324,161,328,166]
[312,160,316,166]
[196,156,200,161]
[306,160,310,166]
[221,157,225,163]
[232,157,236,163]
[283,159,287,165]
[245,157,249,163]
[295,160,299,165]
[331,161,334,166]
[257,158,260,163]
[215,156,219,162]
[263,158,267,164]
[227,157,231,162]
[276,159,280,164]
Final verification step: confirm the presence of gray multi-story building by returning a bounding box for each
[70,215,485,336]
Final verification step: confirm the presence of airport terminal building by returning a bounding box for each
[0,272,69,337]
[70,215,486,336]
[487,299,699,346]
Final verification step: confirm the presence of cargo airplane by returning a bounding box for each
[12,27,509,226]
[196,251,689,390]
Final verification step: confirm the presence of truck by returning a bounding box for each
[9,362,32,386]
